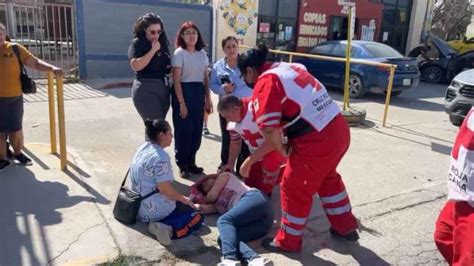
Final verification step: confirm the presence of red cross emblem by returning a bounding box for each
[291,65,320,91]
[241,130,262,147]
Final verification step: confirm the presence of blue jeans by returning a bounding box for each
[217,190,274,261]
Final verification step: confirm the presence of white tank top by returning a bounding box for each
[215,174,252,214]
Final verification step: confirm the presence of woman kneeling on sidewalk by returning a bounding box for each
[131,119,203,245]
[194,173,274,266]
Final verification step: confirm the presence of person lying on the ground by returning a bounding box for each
[193,173,274,266]
[217,95,286,197]
[130,119,203,246]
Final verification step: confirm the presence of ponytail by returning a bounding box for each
[145,119,171,141]
[237,43,269,74]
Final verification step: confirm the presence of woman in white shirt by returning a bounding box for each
[171,21,212,179]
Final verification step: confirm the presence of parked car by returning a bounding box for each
[415,36,474,84]
[295,40,420,98]
[445,69,474,126]
[448,37,474,54]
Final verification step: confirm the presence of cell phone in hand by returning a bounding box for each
[220,75,231,84]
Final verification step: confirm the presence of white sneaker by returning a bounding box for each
[248,257,273,266]
[217,258,241,266]
[148,222,172,246]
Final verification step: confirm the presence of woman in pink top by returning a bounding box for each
[195,173,274,266]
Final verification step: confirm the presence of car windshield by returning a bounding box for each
[363,43,403,58]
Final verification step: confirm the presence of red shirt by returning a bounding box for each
[252,63,320,141]
[252,63,301,128]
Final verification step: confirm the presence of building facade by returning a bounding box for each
[250,0,432,55]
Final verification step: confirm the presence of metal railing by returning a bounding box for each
[47,72,68,170]
[240,45,397,127]
[1,1,77,79]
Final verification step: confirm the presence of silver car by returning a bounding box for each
[445,69,474,126]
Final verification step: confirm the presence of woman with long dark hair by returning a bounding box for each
[171,21,212,178]
[129,13,172,122]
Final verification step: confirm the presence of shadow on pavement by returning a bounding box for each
[97,87,132,99]
[0,166,98,265]
[203,133,223,143]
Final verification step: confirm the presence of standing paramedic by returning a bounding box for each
[237,44,359,253]
[434,107,474,265]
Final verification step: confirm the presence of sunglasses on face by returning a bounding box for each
[148,30,163,35]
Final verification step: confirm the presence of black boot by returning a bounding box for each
[189,157,204,174]
[329,227,359,242]
[179,166,191,179]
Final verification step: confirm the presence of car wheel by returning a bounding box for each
[449,115,463,127]
[421,66,444,84]
[349,74,366,98]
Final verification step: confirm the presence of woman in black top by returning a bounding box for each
[128,13,172,121]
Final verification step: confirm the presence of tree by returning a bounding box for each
[431,0,472,40]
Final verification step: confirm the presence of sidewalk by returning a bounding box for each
[0,143,117,265]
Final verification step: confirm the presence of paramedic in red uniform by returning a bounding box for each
[217,95,286,196]
[434,107,474,265]
[238,44,359,252]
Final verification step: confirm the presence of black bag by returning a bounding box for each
[12,44,37,94]
[113,168,158,225]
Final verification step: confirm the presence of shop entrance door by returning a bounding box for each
[380,0,413,54]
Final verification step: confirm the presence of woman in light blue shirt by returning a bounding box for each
[131,119,203,246]
[210,36,252,173]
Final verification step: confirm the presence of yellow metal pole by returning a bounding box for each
[289,54,293,63]
[383,66,396,127]
[56,75,67,170]
[47,72,57,154]
[342,7,352,111]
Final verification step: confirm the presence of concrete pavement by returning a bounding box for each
[1,80,454,265]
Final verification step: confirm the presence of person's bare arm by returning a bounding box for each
[158,181,195,208]
[204,68,212,113]
[247,140,274,164]
[173,67,189,118]
[25,57,63,76]
[130,40,160,71]
[220,138,241,173]
[262,127,288,157]
[206,173,230,203]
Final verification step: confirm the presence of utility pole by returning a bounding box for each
[5,0,16,38]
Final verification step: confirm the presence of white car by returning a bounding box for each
[445,69,474,126]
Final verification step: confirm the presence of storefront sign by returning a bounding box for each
[297,12,328,48]
[259,22,270,33]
